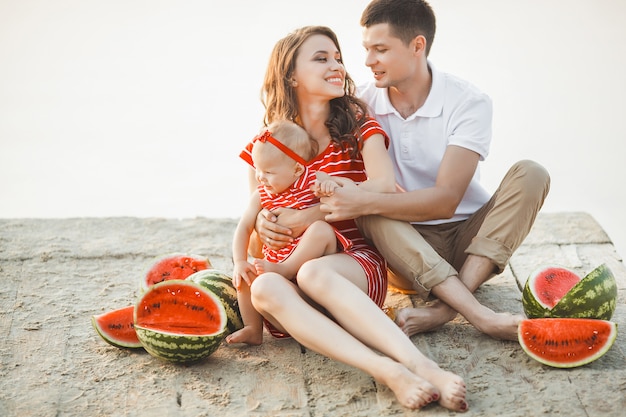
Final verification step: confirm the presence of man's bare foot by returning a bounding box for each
[395,302,458,336]
[412,360,468,412]
[225,326,263,345]
[376,357,439,410]
[473,311,523,341]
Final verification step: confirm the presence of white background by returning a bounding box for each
[1,0,625,257]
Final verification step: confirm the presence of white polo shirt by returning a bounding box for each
[358,63,493,225]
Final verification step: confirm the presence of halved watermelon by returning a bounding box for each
[134,280,228,363]
[141,253,211,292]
[522,264,617,320]
[92,305,142,349]
[518,318,617,368]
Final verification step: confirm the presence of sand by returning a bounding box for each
[0,212,625,416]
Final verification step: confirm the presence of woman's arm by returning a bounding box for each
[358,132,396,193]
[321,145,479,222]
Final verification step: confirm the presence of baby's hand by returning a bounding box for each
[313,171,341,197]
[317,180,339,196]
[232,261,257,289]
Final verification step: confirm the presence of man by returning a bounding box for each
[318,0,549,340]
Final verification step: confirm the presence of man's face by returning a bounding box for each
[362,23,418,89]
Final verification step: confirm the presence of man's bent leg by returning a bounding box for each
[357,215,456,299]
[357,215,462,335]
[466,160,550,272]
[460,160,550,288]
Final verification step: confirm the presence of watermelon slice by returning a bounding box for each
[92,305,142,349]
[522,264,617,320]
[518,318,617,368]
[141,253,211,292]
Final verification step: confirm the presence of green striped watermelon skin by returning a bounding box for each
[187,269,244,334]
[523,264,617,320]
[134,325,226,363]
[549,263,617,320]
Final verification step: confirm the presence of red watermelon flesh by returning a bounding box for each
[92,305,142,349]
[518,318,617,368]
[143,253,211,291]
[529,266,581,309]
[135,280,224,335]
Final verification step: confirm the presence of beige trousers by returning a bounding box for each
[357,160,550,299]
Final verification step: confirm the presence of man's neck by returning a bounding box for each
[388,64,432,119]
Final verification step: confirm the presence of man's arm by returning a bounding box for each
[321,145,480,223]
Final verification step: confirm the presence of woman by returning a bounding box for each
[238,26,468,412]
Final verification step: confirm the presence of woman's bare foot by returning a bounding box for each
[395,301,458,336]
[376,357,439,410]
[225,326,263,345]
[412,360,468,412]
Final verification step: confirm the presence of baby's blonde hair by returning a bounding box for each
[266,120,317,162]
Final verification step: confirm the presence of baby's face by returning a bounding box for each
[252,143,300,195]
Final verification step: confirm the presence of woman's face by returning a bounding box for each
[291,34,346,102]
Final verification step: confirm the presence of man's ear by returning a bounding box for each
[412,35,427,56]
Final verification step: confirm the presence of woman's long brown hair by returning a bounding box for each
[261,26,368,156]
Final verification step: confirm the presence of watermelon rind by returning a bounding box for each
[550,263,617,320]
[134,325,226,363]
[522,265,580,318]
[134,280,228,363]
[518,318,618,368]
[141,253,211,292]
[187,269,244,335]
[91,306,143,349]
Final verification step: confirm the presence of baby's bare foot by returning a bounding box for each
[254,258,289,276]
[225,326,263,345]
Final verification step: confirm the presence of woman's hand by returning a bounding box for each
[255,208,294,251]
[255,206,320,250]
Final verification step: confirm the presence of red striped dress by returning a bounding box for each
[240,116,389,308]
[257,166,352,263]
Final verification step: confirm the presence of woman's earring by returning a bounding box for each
[291,79,298,87]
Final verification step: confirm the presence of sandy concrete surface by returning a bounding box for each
[1,212,625,416]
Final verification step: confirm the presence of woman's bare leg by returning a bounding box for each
[250,271,438,410]
[297,255,468,412]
